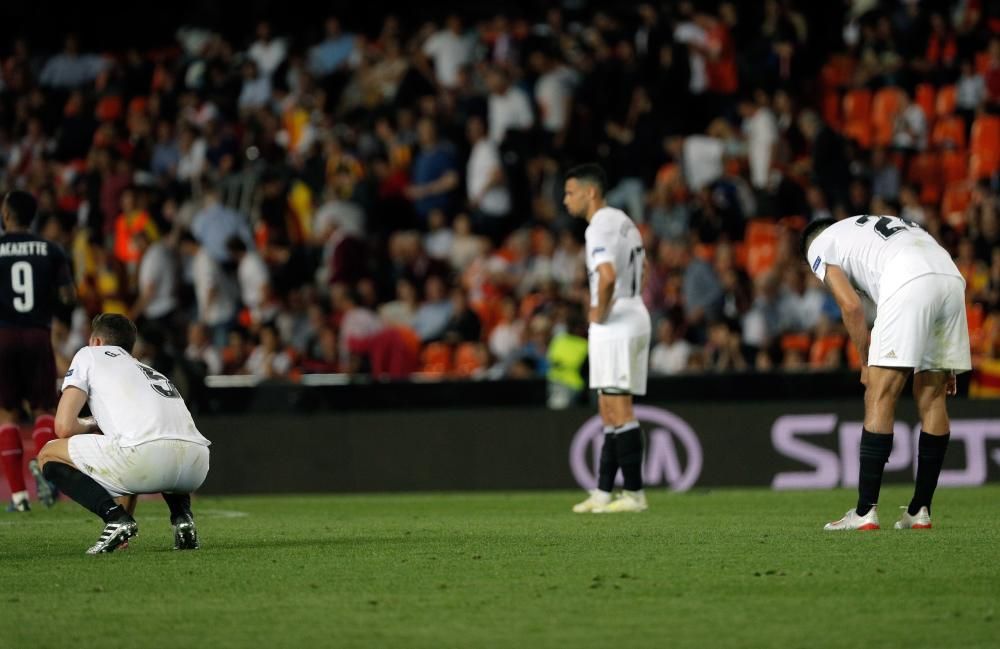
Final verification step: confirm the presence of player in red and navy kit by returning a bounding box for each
[0,191,75,512]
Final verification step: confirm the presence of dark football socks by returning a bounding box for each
[856,429,893,516]
[163,492,193,524]
[597,426,618,493]
[42,462,129,523]
[0,424,26,494]
[909,431,950,515]
[615,422,644,492]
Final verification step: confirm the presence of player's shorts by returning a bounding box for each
[68,436,210,497]
[0,326,56,411]
[589,298,651,395]
[869,274,971,373]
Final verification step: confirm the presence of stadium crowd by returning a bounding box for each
[1,0,999,397]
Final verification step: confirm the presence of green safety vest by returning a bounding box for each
[546,333,589,391]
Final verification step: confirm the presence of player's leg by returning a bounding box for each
[21,329,58,507]
[896,370,950,529]
[0,407,28,511]
[858,365,909,514]
[163,443,210,550]
[0,331,29,510]
[37,438,137,553]
[825,365,909,531]
[600,391,648,513]
[573,391,616,512]
[28,410,58,508]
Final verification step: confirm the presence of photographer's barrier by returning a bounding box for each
[197,398,1000,494]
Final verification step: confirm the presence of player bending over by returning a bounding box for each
[38,314,211,553]
[802,215,970,531]
[563,164,652,514]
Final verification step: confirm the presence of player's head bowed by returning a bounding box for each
[800,217,836,263]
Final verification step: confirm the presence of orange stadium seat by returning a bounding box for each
[453,342,486,377]
[934,85,956,118]
[930,116,966,151]
[842,88,873,147]
[941,183,972,229]
[871,87,903,146]
[419,342,452,376]
[969,115,1000,179]
[810,334,845,369]
[915,83,936,123]
[745,219,779,279]
[906,152,942,205]
[940,150,968,184]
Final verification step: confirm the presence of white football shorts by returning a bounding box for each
[869,274,971,373]
[68,435,210,497]
[588,297,651,395]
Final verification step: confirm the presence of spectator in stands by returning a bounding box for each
[379,278,419,328]
[486,67,534,146]
[185,322,223,376]
[891,90,928,153]
[245,323,293,378]
[412,275,452,342]
[650,318,693,375]
[309,17,358,78]
[530,49,576,151]
[130,230,178,332]
[112,187,158,265]
[442,287,481,344]
[39,34,107,89]
[247,21,287,80]
[740,89,778,191]
[406,118,459,224]
[422,15,472,90]
[191,183,254,263]
[228,237,271,326]
[300,326,342,374]
[870,147,901,202]
[180,232,237,348]
[466,114,510,243]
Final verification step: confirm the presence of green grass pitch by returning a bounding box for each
[2,486,998,649]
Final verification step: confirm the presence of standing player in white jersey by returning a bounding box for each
[563,164,651,514]
[37,314,211,553]
[802,215,970,531]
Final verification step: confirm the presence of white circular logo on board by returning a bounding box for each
[569,405,703,492]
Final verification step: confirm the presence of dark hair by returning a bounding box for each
[800,217,836,261]
[91,313,138,353]
[226,236,248,255]
[3,191,37,227]
[565,163,607,197]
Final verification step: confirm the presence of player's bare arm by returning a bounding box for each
[589,262,615,324]
[823,265,869,375]
[54,386,100,438]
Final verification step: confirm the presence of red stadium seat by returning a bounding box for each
[842,88,873,148]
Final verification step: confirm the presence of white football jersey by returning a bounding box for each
[807,215,962,304]
[62,346,211,448]
[585,206,645,307]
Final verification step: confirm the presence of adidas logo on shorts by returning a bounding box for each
[885,350,897,359]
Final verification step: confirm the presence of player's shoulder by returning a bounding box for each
[589,206,629,230]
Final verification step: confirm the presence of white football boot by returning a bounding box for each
[597,490,648,513]
[572,489,612,513]
[824,506,880,531]
[894,506,932,529]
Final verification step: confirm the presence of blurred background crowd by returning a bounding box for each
[1,0,999,401]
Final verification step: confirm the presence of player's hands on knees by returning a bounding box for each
[946,372,957,396]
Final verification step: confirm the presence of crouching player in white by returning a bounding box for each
[37,314,211,553]
[802,216,970,531]
[564,164,651,513]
